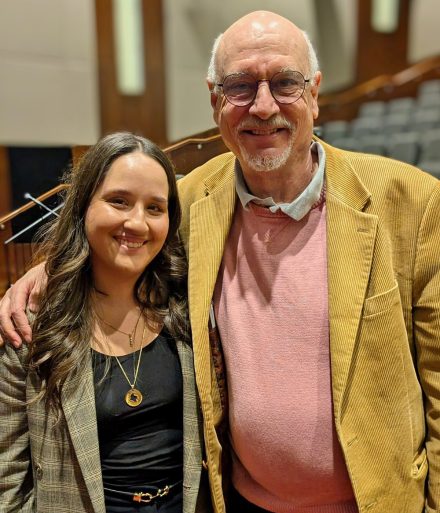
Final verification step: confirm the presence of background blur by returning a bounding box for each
[1,0,439,147]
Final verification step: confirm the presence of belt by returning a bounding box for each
[104,480,182,504]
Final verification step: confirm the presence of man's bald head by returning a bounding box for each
[207,11,319,90]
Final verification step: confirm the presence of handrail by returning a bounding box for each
[0,184,68,229]
[320,54,440,107]
[318,54,440,123]
[165,133,223,153]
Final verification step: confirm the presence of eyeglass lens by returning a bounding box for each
[222,71,306,106]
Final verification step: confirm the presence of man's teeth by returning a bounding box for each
[120,239,144,248]
[250,128,279,135]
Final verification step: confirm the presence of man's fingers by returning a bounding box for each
[0,292,23,348]
[9,274,37,343]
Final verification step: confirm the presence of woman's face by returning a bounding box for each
[85,151,170,289]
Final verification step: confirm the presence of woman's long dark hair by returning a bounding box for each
[29,132,188,415]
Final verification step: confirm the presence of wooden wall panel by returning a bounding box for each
[356,0,411,83]
[95,0,167,145]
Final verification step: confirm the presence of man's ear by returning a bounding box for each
[310,71,322,120]
[207,79,220,125]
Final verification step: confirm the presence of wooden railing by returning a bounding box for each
[318,54,440,124]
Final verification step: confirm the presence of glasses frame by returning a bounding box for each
[216,70,311,107]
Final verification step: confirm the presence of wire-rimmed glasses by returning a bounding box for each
[216,70,310,107]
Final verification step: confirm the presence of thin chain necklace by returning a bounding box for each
[97,307,143,347]
[113,322,146,407]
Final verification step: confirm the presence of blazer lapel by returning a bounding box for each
[61,355,105,513]
[324,144,378,419]
[187,160,236,402]
[176,340,205,513]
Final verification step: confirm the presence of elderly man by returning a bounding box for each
[1,10,440,513]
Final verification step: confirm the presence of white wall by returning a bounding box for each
[0,0,99,145]
[0,1,439,146]
[408,0,440,63]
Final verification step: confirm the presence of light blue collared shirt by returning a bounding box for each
[235,141,326,221]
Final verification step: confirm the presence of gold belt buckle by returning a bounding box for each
[133,485,170,503]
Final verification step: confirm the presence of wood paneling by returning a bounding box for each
[95,0,167,145]
[356,0,411,83]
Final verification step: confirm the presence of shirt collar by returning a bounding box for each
[235,141,326,221]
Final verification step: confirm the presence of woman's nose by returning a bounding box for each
[124,204,148,230]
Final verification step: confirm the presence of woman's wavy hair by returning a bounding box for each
[29,132,188,415]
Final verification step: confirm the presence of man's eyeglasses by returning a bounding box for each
[216,70,310,107]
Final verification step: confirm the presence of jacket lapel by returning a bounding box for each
[176,340,206,513]
[187,160,236,404]
[61,355,105,513]
[324,144,378,419]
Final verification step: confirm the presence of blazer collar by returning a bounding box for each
[187,156,235,400]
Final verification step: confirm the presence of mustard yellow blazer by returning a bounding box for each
[177,139,440,513]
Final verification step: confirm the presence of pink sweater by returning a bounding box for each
[213,198,358,513]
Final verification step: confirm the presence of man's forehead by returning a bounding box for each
[219,35,307,76]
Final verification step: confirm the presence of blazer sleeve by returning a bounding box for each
[0,344,34,512]
[412,181,440,512]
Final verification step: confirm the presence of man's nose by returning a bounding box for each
[248,81,280,120]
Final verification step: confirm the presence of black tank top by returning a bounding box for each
[92,332,183,495]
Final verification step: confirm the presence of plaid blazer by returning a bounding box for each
[0,339,211,513]
[177,138,440,513]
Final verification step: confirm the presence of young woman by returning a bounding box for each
[0,133,210,513]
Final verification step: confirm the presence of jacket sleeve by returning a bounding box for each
[0,344,34,512]
[412,181,440,513]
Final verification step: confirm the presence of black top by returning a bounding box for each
[92,332,183,505]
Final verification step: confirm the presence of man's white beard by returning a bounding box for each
[241,145,292,172]
[235,115,294,172]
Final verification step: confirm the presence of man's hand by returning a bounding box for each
[0,263,46,348]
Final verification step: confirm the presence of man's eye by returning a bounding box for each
[229,82,253,93]
[274,78,298,90]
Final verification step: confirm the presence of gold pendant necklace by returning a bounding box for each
[109,322,146,407]
[95,320,147,408]
[98,307,143,347]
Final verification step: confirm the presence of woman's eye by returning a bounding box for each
[108,197,128,207]
[147,204,163,213]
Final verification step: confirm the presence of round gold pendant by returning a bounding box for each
[125,388,143,407]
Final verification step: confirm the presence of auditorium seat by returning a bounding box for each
[358,101,387,118]
[413,109,440,132]
[387,97,415,114]
[418,79,440,97]
[386,132,420,165]
[419,129,440,162]
[382,111,411,135]
[330,137,362,152]
[320,75,440,180]
[359,135,387,156]
[321,120,350,144]
[350,116,383,137]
